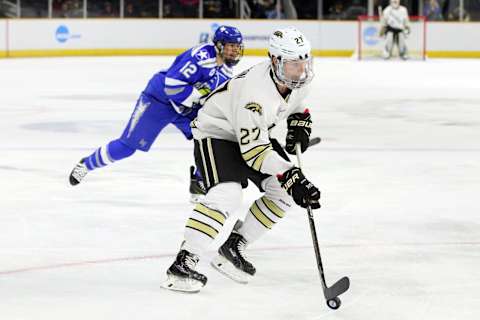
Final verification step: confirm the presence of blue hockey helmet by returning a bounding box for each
[213,25,244,67]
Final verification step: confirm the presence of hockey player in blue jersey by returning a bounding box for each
[69,25,244,198]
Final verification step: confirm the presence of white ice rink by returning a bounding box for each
[0,56,479,320]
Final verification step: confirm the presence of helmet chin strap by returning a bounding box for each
[215,42,240,67]
[271,62,288,88]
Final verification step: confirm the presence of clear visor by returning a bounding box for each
[275,56,314,89]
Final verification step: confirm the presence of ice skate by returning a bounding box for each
[211,232,256,284]
[69,158,89,186]
[161,249,207,293]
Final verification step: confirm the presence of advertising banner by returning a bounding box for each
[2,19,480,58]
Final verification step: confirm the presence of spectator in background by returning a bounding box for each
[448,5,470,20]
[248,0,297,19]
[327,1,346,19]
[53,0,82,18]
[343,0,367,20]
[125,2,140,17]
[269,0,298,19]
[424,0,444,20]
[70,0,83,17]
[170,0,199,17]
[20,0,48,17]
[249,0,276,18]
[204,0,236,18]
[292,0,317,19]
[141,0,160,17]
[101,1,117,17]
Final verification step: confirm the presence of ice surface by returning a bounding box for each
[0,56,479,320]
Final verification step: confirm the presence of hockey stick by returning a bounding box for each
[295,143,350,310]
[308,136,321,148]
[281,136,321,150]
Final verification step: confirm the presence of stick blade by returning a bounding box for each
[308,137,321,147]
[324,276,350,300]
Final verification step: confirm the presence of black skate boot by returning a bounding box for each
[69,158,89,186]
[189,166,206,203]
[211,232,256,284]
[161,249,207,293]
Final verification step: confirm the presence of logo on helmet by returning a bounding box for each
[245,102,263,115]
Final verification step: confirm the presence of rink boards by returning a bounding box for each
[0,19,479,58]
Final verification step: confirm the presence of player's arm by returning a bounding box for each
[285,108,312,155]
[236,101,320,209]
[236,101,293,176]
[381,7,389,27]
[205,64,233,95]
[403,7,411,34]
[164,54,216,111]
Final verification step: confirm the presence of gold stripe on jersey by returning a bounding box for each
[186,218,219,239]
[206,138,219,184]
[198,139,211,187]
[194,203,226,225]
[260,196,285,219]
[251,148,272,171]
[250,201,274,229]
[242,143,272,162]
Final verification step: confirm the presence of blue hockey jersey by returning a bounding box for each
[144,43,232,114]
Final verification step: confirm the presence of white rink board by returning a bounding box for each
[427,22,480,51]
[6,19,323,51]
[0,20,6,53]
[3,19,480,54]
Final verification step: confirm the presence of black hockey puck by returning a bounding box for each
[327,297,341,310]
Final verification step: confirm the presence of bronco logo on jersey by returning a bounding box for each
[245,102,262,115]
[273,31,283,38]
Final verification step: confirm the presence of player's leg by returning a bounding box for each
[171,114,206,202]
[383,31,394,59]
[163,138,247,292]
[398,32,408,60]
[69,94,177,185]
[212,174,294,283]
[237,176,293,244]
[163,182,243,292]
[212,138,294,282]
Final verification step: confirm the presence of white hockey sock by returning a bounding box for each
[183,203,226,254]
[238,195,289,244]
[182,182,242,255]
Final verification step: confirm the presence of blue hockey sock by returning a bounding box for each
[84,139,136,171]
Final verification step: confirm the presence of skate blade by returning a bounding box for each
[210,255,252,284]
[160,274,204,293]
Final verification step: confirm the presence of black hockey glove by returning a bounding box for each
[285,111,312,155]
[278,167,320,209]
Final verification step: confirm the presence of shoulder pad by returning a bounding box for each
[191,44,217,69]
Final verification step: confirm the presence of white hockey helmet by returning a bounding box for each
[390,0,400,8]
[268,27,314,89]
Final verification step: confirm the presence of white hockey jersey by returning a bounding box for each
[191,60,310,176]
[382,5,410,31]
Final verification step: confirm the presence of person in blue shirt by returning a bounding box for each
[69,25,244,198]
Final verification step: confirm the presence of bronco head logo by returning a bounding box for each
[273,31,283,38]
[245,102,263,115]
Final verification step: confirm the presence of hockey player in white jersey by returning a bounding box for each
[161,27,321,292]
[380,0,411,59]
